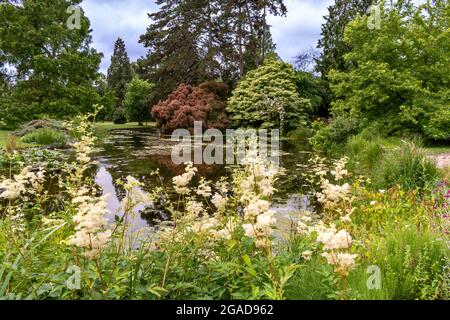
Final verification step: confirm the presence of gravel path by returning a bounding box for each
[432,153,450,169]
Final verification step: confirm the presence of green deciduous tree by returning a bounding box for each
[315,0,373,114]
[107,38,133,108]
[124,77,153,126]
[227,58,310,133]
[0,0,103,128]
[329,0,450,140]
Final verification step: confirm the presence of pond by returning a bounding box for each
[93,127,314,234]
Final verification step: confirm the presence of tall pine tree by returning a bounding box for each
[138,0,214,104]
[107,38,133,109]
[316,0,373,78]
[138,0,287,105]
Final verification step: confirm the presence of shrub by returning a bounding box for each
[151,81,230,133]
[288,127,313,141]
[227,58,310,134]
[112,107,127,124]
[5,135,20,153]
[21,128,66,146]
[310,115,363,155]
[124,77,153,125]
[372,142,440,191]
[15,119,66,137]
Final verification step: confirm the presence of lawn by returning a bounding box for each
[1,122,156,149]
[424,146,450,154]
[0,130,38,149]
[95,121,155,131]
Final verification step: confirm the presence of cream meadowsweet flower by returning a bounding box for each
[172,162,197,194]
[255,210,277,230]
[340,214,352,223]
[212,218,237,240]
[191,217,218,234]
[317,223,358,277]
[242,210,276,249]
[302,250,313,261]
[121,176,153,209]
[197,178,212,197]
[334,253,358,276]
[67,194,112,260]
[185,200,203,218]
[211,193,227,213]
[0,166,46,200]
[318,228,352,251]
[242,223,256,238]
[258,177,276,197]
[215,179,229,194]
[0,178,26,200]
[243,198,271,219]
[331,157,349,180]
[73,135,96,165]
[317,180,352,205]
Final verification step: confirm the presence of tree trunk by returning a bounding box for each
[244,0,259,68]
[261,4,267,64]
[238,5,245,77]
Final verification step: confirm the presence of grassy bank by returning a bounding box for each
[0,130,36,149]
[95,122,155,131]
[424,146,450,155]
[0,131,10,148]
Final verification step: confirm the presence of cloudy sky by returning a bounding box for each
[80,0,426,73]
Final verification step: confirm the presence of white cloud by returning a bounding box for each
[81,0,156,72]
[269,0,333,63]
[81,0,430,73]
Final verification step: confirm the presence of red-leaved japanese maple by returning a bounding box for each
[151,81,230,133]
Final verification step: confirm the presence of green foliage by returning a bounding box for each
[288,127,313,142]
[294,71,328,116]
[93,75,117,121]
[107,38,133,108]
[329,1,450,141]
[112,107,127,125]
[124,77,153,125]
[315,0,372,114]
[227,58,310,133]
[316,0,372,77]
[0,0,104,129]
[310,115,363,155]
[372,141,440,191]
[21,129,67,146]
[341,133,440,191]
[362,224,449,300]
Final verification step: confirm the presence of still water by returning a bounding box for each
[93,127,314,233]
